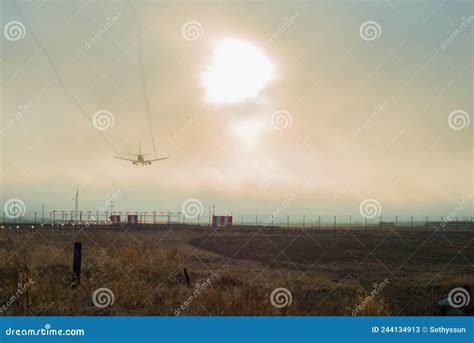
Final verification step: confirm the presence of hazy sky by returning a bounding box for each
[0,0,472,219]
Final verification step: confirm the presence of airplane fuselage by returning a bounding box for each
[114,144,168,166]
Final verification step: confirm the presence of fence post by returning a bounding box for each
[380,216,382,229]
[72,242,82,287]
[319,216,321,230]
[183,268,191,287]
[287,215,289,229]
[365,217,367,230]
[334,216,336,229]
[456,217,458,229]
[349,216,351,229]
[303,215,305,229]
[241,214,243,226]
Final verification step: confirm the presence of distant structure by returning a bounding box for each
[73,189,79,224]
[212,215,233,227]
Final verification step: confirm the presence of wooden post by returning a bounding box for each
[72,242,82,287]
[183,268,191,287]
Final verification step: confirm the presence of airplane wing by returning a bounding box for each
[114,156,138,162]
[146,157,169,162]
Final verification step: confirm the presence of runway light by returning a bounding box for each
[16,225,19,229]
[31,226,34,228]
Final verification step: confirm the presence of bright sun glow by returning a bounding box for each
[229,119,265,150]
[202,39,276,104]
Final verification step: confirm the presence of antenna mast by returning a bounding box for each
[73,189,79,224]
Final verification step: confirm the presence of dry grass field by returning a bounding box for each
[0,225,472,316]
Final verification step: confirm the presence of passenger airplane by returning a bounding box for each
[114,143,168,166]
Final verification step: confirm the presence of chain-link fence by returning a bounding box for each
[2,211,473,230]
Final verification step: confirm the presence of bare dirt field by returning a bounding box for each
[0,225,472,316]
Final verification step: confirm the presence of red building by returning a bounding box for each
[127,214,139,224]
[212,215,233,227]
[110,215,121,224]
